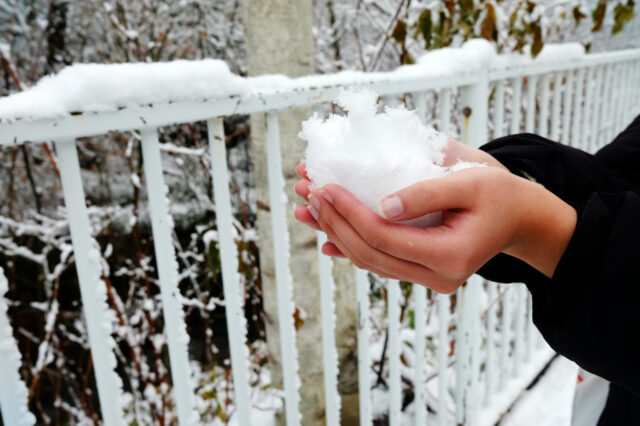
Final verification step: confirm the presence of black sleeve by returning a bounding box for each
[477,132,640,401]
[476,133,622,284]
[480,133,622,201]
[595,114,640,190]
[529,191,640,397]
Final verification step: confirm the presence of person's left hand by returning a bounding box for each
[295,165,576,293]
[293,138,507,260]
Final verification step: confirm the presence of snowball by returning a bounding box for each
[300,88,483,228]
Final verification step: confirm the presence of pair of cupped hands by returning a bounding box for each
[294,139,577,293]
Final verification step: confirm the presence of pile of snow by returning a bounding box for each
[0,60,248,121]
[300,88,483,227]
[492,42,586,69]
[0,39,586,122]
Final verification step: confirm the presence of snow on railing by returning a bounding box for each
[0,40,639,426]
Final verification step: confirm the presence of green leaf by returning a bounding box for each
[404,51,415,65]
[591,0,607,32]
[417,9,433,49]
[445,0,455,15]
[391,19,408,44]
[509,7,518,29]
[480,3,497,41]
[612,0,635,34]
[459,0,474,17]
[573,5,587,27]
[531,21,544,57]
[434,10,452,48]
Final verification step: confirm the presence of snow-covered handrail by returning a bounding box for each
[0,40,639,426]
[1,40,639,144]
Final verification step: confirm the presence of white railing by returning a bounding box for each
[0,47,639,426]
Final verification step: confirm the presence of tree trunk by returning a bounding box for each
[245,1,359,425]
[46,0,68,72]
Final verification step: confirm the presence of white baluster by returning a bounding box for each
[264,112,301,426]
[355,268,372,426]
[388,279,402,426]
[140,129,198,425]
[207,118,252,426]
[437,293,450,426]
[538,74,551,138]
[562,70,574,144]
[316,233,341,426]
[551,72,563,141]
[414,283,427,425]
[525,75,537,133]
[56,139,126,426]
[493,81,505,139]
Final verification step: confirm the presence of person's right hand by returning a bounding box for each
[440,138,507,170]
[293,138,507,254]
[304,167,576,293]
[294,139,577,291]
[294,162,346,258]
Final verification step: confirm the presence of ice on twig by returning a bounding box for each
[300,88,482,227]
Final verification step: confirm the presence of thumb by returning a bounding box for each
[379,172,475,221]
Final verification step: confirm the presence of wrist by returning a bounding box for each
[505,177,577,278]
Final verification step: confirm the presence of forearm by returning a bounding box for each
[504,176,577,278]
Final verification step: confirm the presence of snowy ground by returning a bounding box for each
[221,354,579,426]
[500,356,579,426]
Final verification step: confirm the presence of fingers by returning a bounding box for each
[318,184,445,265]
[295,162,309,179]
[295,162,312,200]
[295,179,311,200]
[310,204,398,277]
[294,204,321,231]
[378,170,477,221]
[293,197,345,256]
[294,161,316,229]
[319,184,469,275]
[322,241,346,258]
[309,189,456,290]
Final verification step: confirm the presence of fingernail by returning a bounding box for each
[309,195,320,210]
[380,195,404,218]
[307,204,319,220]
[319,188,333,203]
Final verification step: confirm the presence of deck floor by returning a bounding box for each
[500,356,579,426]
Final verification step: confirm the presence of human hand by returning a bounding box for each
[440,138,507,170]
[294,162,347,258]
[297,166,576,293]
[293,138,507,258]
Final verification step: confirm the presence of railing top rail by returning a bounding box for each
[0,46,639,145]
[487,47,640,80]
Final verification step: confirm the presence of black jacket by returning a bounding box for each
[478,115,640,425]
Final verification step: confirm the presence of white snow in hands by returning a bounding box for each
[300,89,484,227]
